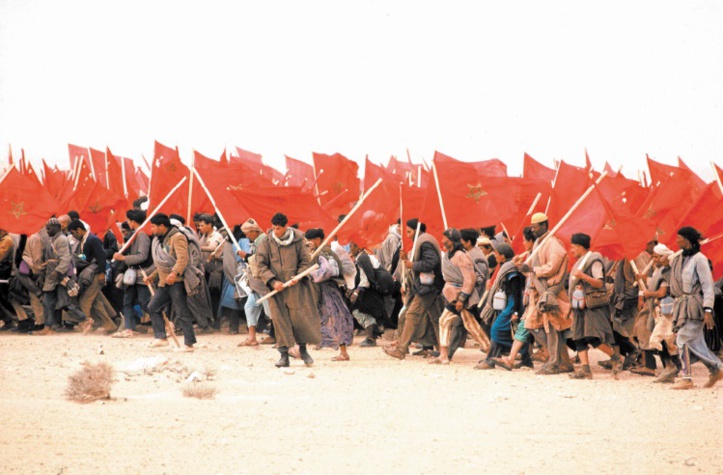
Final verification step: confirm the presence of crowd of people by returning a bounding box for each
[0,201,722,390]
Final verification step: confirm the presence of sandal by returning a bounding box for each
[259,336,276,345]
[237,338,260,347]
[474,361,495,370]
[331,354,350,362]
[111,329,134,338]
[493,358,513,371]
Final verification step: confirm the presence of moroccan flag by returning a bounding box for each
[227,186,335,232]
[434,150,507,177]
[545,160,591,227]
[230,147,283,185]
[89,148,108,188]
[635,173,702,241]
[148,141,189,216]
[233,147,263,165]
[523,153,556,183]
[336,158,401,248]
[285,155,315,188]
[0,167,58,234]
[67,144,90,172]
[596,169,650,215]
[386,155,429,188]
[665,183,723,251]
[647,155,704,194]
[42,160,69,201]
[70,162,126,238]
[105,148,128,198]
[677,157,707,191]
[431,151,545,230]
[193,164,269,227]
[122,157,141,199]
[134,167,149,196]
[194,149,226,170]
[555,186,656,261]
[312,152,360,219]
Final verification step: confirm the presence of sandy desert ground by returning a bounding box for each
[0,330,721,475]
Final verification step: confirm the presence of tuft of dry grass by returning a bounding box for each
[65,361,114,403]
[182,382,218,399]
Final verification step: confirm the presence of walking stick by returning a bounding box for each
[141,269,181,348]
[256,264,320,305]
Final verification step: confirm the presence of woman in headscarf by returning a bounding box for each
[475,242,524,369]
[669,227,723,390]
[305,228,354,361]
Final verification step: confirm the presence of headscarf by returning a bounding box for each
[241,218,262,235]
[677,226,702,256]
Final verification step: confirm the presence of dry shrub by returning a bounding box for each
[182,382,218,399]
[65,361,114,403]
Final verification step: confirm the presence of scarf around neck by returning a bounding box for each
[271,228,294,247]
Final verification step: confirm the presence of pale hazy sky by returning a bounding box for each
[1,0,721,181]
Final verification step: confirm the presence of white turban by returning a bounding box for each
[653,243,673,257]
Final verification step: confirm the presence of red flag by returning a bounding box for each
[105,148,127,197]
[386,155,429,188]
[148,141,189,216]
[434,150,507,177]
[0,167,58,234]
[68,144,90,174]
[636,172,702,241]
[677,156,707,191]
[433,151,548,230]
[194,149,225,169]
[89,148,108,188]
[134,168,149,196]
[312,152,360,218]
[193,164,267,227]
[227,186,335,232]
[665,183,723,250]
[647,155,704,194]
[596,170,650,215]
[70,160,126,238]
[523,153,556,183]
[233,147,263,165]
[555,186,657,260]
[336,159,401,248]
[545,160,591,227]
[285,155,315,188]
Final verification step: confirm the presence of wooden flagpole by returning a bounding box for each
[140,269,180,348]
[113,176,188,258]
[256,264,320,305]
[712,162,723,195]
[431,161,448,230]
[525,172,608,265]
[192,167,240,251]
[187,152,195,226]
[544,160,562,215]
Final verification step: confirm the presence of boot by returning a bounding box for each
[298,344,314,367]
[275,347,290,368]
[359,325,376,347]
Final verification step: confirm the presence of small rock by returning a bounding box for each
[97,344,104,355]
[283,369,295,375]
[307,372,315,379]
[684,458,697,467]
